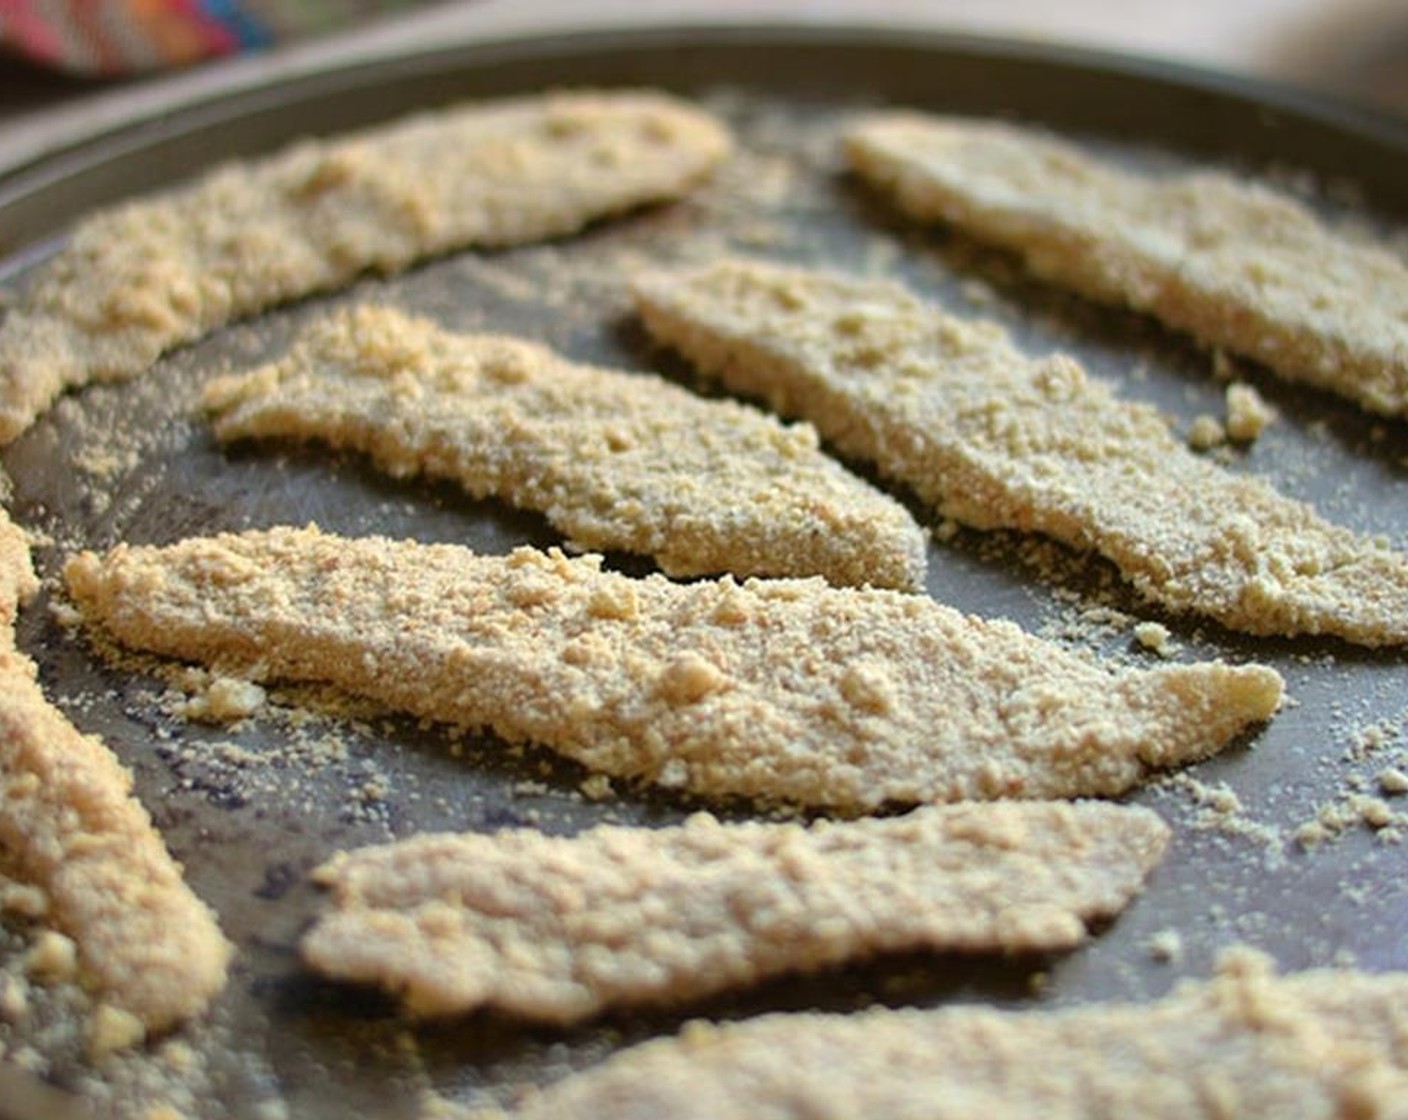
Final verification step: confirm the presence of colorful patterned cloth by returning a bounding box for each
[0,1,428,75]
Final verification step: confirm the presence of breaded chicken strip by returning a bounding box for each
[204,306,926,589]
[0,90,731,442]
[66,528,1282,810]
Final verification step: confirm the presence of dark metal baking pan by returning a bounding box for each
[3,25,1408,1119]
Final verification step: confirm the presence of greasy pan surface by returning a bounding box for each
[3,25,1408,1118]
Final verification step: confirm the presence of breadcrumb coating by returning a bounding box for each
[0,648,230,1032]
[633,259,1408,645]
[845,112,1408,418]
[0,505,38,640]
[2,504,229,1031]
[64,527,1282,810]
[204,305,926,589]
[303,801,1168,1022]
[0,90,731,443]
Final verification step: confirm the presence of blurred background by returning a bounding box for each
[0,0,1406,169]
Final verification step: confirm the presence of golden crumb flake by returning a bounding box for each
[1225,382,1276,442]
[87,1004,147,1060]
[24,930,77,983]
[1187,415,1227,451]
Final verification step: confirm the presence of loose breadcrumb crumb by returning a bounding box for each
[1187,415,1227,450]
[1356,796,1394,829]
[0,975,28,1023]
[88,1004,147,1060]
[0,881,47,920]
[1145,929,1184,963]
[179,674,266,724]
[1132,621,1178,657]
[24,931,77,983]
[1225,383,1276,442]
